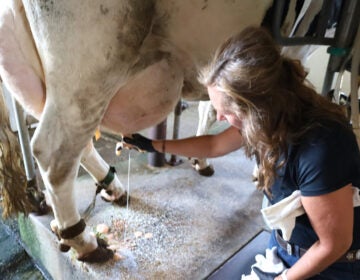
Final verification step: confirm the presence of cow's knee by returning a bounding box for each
[31,131,50,170]
[31,132,78,186]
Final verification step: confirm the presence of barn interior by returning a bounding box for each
[1,1,360,279]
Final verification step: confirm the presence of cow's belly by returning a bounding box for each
[156,0,273,64]
[101,58,184,135]
[0,60,45,120]
[101,97,177,135]
[0,0,45,119]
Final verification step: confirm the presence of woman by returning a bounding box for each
[123,26,360,279]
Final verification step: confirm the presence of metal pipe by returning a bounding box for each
[320,0,360,96]
[321,64,336,96]
[324,0,360,77]
[147,119,167,167]
[168,100,183,166]
[8,90,36,180]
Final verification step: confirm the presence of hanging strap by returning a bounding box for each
[95,166,116,194]
[82,166,117,220]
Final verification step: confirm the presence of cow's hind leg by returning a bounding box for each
[31,111,113,262]
[191,101,217,176]
[81,141,127,206]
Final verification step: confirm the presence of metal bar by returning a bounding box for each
[325,0,360,74]
[147,119,166,167]
[315,0,333,38]
[321,0,360,96]
[272,0,288,43]
[273,36,334,46]
[321,65,336,97]
[168,100,183,166]
[8,89,36,180]
[333,0,360,49]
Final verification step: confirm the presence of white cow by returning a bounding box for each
[0,0,323,263]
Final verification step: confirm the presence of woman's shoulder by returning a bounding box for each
[291,120,360,195]
[300,120,356,150]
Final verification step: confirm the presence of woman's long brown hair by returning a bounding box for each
[199,26,348,194]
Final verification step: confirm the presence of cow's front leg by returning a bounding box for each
[31,115,113,262]
[81,140,127,206]
[50,218,113,263]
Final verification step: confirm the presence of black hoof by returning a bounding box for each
[198,165,215,177]
[39,200,51,214]
[114,192,129,207]
[59,243,71,252]
[26,179,51,216]
[101,191,129,207]
[77,238,114,263]
[191,159,215,177]
[33,200,51,216]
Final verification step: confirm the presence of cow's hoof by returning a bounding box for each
[191,159,215,177]
[101,191,129,207]
[100,190,113,203]
[31,199,50,216]
[114,192,129,206]
[197,165,215,177]
[26,179,50,215]
[59,243,71,252]
[77,238,114,263]
[38,200,51,215]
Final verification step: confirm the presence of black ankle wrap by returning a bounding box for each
[95,166,116,194]
[59,219,86,239]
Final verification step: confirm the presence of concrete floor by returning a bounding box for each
[18,101,266,280]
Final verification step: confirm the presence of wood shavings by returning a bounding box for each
[107,233,114,240]
[96,223,110,234]
[114,253,125,261]
[144,232,153,239]
[108,244,121,251]
[112,219,126,234]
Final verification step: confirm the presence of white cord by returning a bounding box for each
[126,150,131,212]
[333,51,352,104]
[123,150,131,241]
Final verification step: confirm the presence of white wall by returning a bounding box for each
[304,45,354,96]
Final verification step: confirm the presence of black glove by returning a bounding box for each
[122,133,156,153]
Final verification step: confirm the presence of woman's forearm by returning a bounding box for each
[152,126,244,158]
[278,186,354,280]
[152,135,222,158]
[280,240,349,280]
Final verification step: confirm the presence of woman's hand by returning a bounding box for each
[121,134,157,152]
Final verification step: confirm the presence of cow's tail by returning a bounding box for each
[0,83,33,218]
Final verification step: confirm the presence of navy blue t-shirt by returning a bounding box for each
[266,121,360,250]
